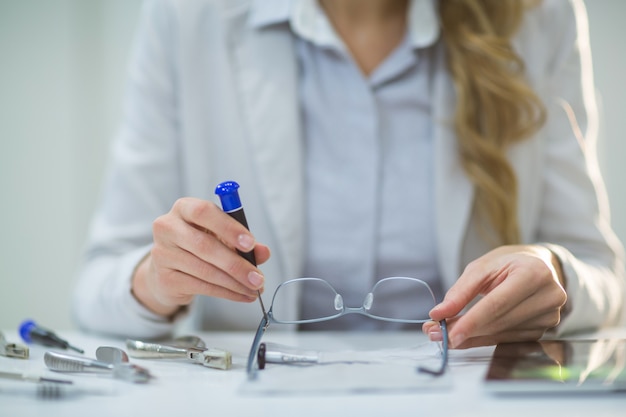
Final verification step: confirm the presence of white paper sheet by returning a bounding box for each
[240,342,452,395]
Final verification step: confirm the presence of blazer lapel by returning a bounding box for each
[432,44,475,289]
[228,17,305,280]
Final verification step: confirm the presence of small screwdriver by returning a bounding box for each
[19,319,84,354]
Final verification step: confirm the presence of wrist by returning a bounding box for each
[131,254,181,318]
[534,244,566,289]
[535,243,570,323]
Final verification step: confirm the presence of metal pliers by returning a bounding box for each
[0,332,29,359]
[126,336,232,370]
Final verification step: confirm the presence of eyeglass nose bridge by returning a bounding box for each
[332,293,375,314]
[331,292,375,314]
[342,306,367,314]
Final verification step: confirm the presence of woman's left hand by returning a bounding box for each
[422,245,568,349]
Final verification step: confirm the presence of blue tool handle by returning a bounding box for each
[214,181,257,266]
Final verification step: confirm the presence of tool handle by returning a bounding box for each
[125,340,189,359]
[188,348,232,370]
[44,351,113,373]
[261,342,320,364]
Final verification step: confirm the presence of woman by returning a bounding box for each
[73,0,625,348]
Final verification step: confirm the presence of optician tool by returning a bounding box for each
[215,181,269,326]
[19,319,84,353]
[0,331,29,359]
[0,382,106,400]
[254,342,435,369]
[0,382,72,400]
[257,342,376,368]
[126,336,232,370]
[0,371,72,385]
[0,380,115,399]
[44,346,152,383]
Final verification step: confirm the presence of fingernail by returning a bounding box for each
[451,333,465,348]
[248,271,264,288]
[428,330,443,342]
[238,234,255,251]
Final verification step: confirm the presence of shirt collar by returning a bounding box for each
[248,0,292,28]
[249,0,440,49]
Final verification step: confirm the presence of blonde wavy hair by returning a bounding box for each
[439,0,546,245]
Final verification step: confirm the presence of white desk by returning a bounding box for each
[1,328,625,417]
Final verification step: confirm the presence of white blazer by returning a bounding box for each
[73,0,625,338]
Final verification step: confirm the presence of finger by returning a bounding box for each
[445,273,536,347]
[152,242,259,299]
[443,307,561,349]
[253,244,271,265]
[428,260,506,322]
[448,274,565,347]
[422,321,444,341]
[156,269,258,305]
[174,198,258,253]
[154,214,265,291]
[422,321,439,334]
[448,328,546,349]
[517,309,563,332]
[457,288,562,338]
[173,198,270,287]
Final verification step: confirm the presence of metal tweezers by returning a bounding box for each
[125,336,232,370]
[0,332,29,359]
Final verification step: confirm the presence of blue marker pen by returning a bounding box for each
[215,181,268,321]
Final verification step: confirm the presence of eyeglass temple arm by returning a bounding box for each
[417,319,448,376]
[246,316,269,380]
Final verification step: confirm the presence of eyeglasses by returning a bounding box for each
[246,276,448,380]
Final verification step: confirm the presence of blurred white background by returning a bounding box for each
[0,1,625,331]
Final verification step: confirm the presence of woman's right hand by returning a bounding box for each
[131,197,270,317]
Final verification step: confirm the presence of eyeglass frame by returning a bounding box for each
[245,276,449,380]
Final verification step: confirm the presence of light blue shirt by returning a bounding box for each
[252,0,442,330]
